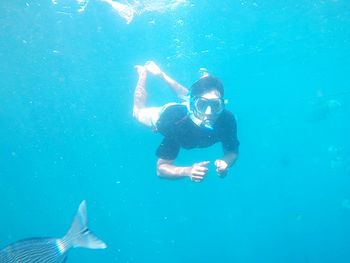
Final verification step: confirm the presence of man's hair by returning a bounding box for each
[190,76,224,98]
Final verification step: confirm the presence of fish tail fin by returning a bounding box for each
[63,200,107,250]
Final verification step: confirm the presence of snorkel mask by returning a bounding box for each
[189,92,225,129]
[188,73,226,129]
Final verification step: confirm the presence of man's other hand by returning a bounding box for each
[214,159,229,178]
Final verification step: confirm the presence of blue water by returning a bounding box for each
[1,0,350,262]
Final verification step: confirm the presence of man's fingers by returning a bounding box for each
[191,168,207,177]
[191,175,204,182]
[216,166,225,172]
[190,160,229,181]
[196,161,210,167]
[192,170,206,176]
[193,166,208,175]
[215,160,228,171]
[190,161,210,178]
[196,166,208,172]
[190,162,211,182]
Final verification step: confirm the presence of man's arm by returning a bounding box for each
[157,159,210,182]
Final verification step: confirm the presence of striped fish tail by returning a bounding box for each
[61,200,107,251]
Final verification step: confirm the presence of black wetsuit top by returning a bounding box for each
[155,104,239,160]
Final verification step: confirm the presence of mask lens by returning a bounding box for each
[194,97,224,115]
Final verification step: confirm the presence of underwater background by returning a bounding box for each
[1,0,349,262]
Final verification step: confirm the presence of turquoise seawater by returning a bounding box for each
[1,0,350,262]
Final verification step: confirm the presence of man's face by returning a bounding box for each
[192,90,224,127]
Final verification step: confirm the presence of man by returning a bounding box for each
[133,61,239,182]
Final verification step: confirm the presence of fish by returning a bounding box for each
[0,201,107,263]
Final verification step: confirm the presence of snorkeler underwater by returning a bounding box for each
[1,0,350,262]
